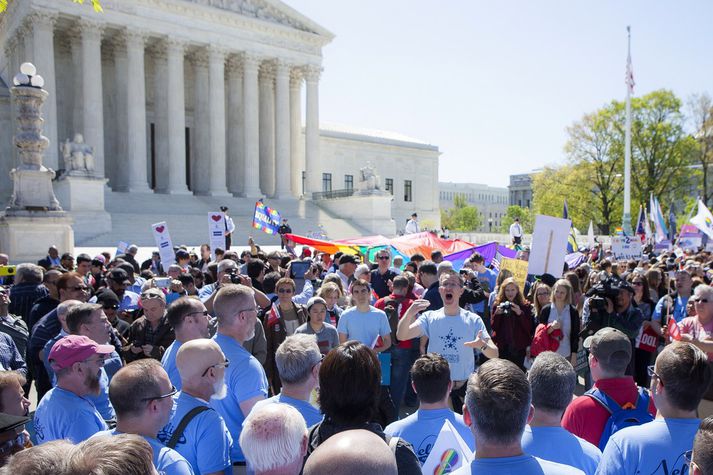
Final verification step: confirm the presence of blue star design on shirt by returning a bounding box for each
[439,327,463,351]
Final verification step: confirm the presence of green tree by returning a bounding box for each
[689,93,713,206]
[441,194,482,231]
[500,205,533,234]
[532,164,599,231]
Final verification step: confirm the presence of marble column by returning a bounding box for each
[242,53,261,197]
[207,46,229,196]
[304,65,321,196]
[112,37,129,190]
[273,60,291,199]
[124,29,151,192]
[28,11,59,170]
[259,61,276,197]
[289,69,303,197]
[165,39,190,194]
[226,55,244,196]
[191,50,210,194]
[151,43,170,193]
[79,20,105,178]
[68,31,83,141]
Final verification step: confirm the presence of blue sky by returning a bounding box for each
[284,1,713,188]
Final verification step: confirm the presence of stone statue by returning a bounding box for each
[357,162,381,194]
[60,133,95,176]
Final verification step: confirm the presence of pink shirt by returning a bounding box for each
[679,316,713,359]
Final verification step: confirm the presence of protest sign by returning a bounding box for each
[252,201,281,235]
[611,236,643,260]
[528,215,571,277]
[151,222,175,266]
[654,239,672,254]
[422,419,473,474]
[115,241,128,259]
[208,212,226,258]
[499,257,528,289]
[679,224,703,251]
[635,325,659,353]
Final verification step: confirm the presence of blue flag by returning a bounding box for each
[563,200,578,253]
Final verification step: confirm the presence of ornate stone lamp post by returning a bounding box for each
[0,63,74,262]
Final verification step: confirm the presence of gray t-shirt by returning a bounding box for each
[295,322,340,355]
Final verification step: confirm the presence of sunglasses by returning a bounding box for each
[141,385,178,402]
[377,255,390,260]
[69,286,90,292]
[694,298,709,304]
[201,359,230,377]
[102,304,119,310]
[141,293,164,300]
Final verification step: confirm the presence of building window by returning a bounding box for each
[404,180,412,202]
[345,174,353,191]
[385,178,394,195]
[322,173,332,192]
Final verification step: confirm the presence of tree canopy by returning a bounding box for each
[441,194,482,231]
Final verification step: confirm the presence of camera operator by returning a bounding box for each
[581,277,645,375]
[491,277,534,371]
[198,259,270,315]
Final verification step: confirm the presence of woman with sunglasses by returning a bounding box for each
[678,284,713,400]
[627,273,659,387]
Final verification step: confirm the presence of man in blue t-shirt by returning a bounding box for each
[34,334,113,444]
[450,359,584,475]
[337,280,392,351]
[162,297,211,390]
[522,352,601,475]
[94,359,193,475]
[652,270,693,324]
[211,285,269,465]
[384,353,474,465]
[157,338,233,474]
[252,333,323,428]
[597,342,712,474]
[397,272,498,412]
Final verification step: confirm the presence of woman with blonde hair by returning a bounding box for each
[531,281,551,319]
[537,279,580,367]
[491,277,534,370]
[317,281,344,326]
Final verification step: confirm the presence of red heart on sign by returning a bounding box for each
[211,215,222,222]
[155,226,165,233]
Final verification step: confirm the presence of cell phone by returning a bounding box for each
[0,266,16,277]
[154,277,171,289]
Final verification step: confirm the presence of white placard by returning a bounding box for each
[422,419,473,474]
[152,222,175,267]
[679,236,702,251]
[528,215,571,277]
[208,212,227,258]
[611,236,643,260]
[115,241,129,259]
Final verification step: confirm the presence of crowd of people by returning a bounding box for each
[0,238,711,474]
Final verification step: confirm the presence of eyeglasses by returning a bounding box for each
[684,450,698,471]
[695,298,709,304]
[277,288,294,294]
[141,385,178,402]
[201,359,230,377]
[312,354,325,369]
[632,281,644,286]
[186,310,209,318]
[69,286,90,292]
[141,292,164,300]
[536,292,550,297]
[377,255,390,260]
[647,365,663,385]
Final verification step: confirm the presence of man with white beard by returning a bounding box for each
[157,338,233,475]
[212,284,269,469]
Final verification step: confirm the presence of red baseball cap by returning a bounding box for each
[48,335,115,370]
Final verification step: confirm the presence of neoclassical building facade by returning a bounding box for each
[0,0,332,199]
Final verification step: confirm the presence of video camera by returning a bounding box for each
[585,277,621,314]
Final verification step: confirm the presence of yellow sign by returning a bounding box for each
[499,257,529,290]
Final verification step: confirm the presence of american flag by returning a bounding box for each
[625,26,635,94]
[491,251,503,273]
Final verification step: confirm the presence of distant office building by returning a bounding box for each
[439,182,508,232]
[508,172,539,208]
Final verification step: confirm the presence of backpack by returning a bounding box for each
[585,386,654,450]
[382,296,405,343]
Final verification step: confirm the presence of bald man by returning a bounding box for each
[212,284,269,465]
[157,339,232,475]
[303,429,398,475]
[240,404,308,475]
[93,360,193,475]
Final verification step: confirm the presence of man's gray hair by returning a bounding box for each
[218,259,238,273]
[465,359,531,445]
[695,284,713,302]
[527,351,576,414]
[275,334,321,385]
[15,263,43,284]
[213,284,254,325]
[240,404,307,473]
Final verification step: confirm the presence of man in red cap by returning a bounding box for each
[33,335,114,444]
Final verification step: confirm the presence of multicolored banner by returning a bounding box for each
[252,201,281,235]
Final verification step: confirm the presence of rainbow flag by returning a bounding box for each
[252,200,281,235]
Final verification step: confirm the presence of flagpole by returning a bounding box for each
[622,26,633,235]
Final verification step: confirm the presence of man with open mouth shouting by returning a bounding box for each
[397,271,498,413]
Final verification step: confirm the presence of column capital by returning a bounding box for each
[209,45,228,63]
[226,54,243,74]
[274,59,291,78]
[26,10,58,29]
[76,18,105,40]
[303,64,322,82]
[3,36,17,59]
[148,41,168,61]
[290,67,303,88]
[121,28,149,49]
[189,48,209,68]
[165,37,186,55]
[242,52,262,71]
[259,60,276,80]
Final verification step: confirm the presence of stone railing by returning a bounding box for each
[312,188,355,200]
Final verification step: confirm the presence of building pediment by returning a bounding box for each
[187,0,333,38]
